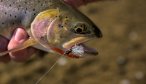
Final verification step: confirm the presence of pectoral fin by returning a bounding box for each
[0,38,37,56]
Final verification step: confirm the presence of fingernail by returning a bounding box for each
[13,28,27,43]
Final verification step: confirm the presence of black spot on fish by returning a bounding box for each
[24,1,27,4]
[41,3,43,6]
[32,8,35,11]
[14,15,17,18]
[2,22,4,25]
[9,14,12,17]
[18,5,21,7]
[44,1,47,3]
[9,4,12,7]
[38,0,41,3]
[0,0,3,2]
[4,12,7,15]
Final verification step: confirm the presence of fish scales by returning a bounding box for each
[0,0,62,37]
[0,0,102,58]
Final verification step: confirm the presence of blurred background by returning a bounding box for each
[0,0,146,84]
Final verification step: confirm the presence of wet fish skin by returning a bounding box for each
[0,0,102,38]
[0,0,64,37]
[0,0,102,58]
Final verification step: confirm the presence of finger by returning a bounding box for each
[0,35,11,63]
[8,28,36,62]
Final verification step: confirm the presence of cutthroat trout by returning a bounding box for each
[0,0,102,58]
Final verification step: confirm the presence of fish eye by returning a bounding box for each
[74,27,84,33]
[74,23,88,34]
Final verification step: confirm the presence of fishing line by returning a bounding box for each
[35,57,61,84]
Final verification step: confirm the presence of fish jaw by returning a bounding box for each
[30,1,102,58]
[30,9,80,58]
[50,47,80,58]
[62,36,99,58]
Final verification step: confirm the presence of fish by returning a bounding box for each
[0,0,102,58]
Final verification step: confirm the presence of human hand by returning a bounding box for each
[0,0,98,63]
[0,28,37,63]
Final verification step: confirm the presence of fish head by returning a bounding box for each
[31,7,102,58]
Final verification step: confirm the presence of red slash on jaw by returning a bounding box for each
[50,47,79,58]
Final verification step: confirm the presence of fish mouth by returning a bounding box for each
[62,37,98,57]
